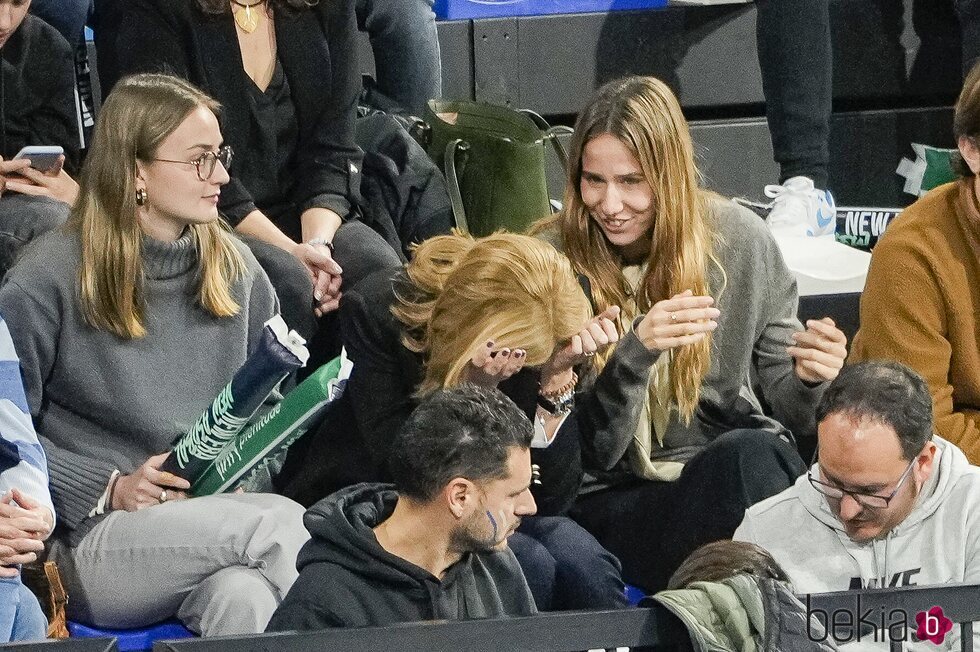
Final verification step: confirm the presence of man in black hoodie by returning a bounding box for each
[266,385,538,630]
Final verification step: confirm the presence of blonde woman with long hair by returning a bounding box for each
[532,76,848,593]
[277,231,629,610]
[0,74,309,634]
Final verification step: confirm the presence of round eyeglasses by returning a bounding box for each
[152,145,233,181]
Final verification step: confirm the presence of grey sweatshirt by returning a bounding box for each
[735,437,980,651]
[0,227,278,546]
[542,195,824,488]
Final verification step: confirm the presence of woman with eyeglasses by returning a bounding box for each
[96,0,403,363]
[0,74,310,635]
[531,76,849,593]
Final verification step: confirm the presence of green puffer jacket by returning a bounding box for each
[649,575,840,652]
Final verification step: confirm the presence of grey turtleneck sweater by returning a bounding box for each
[0,226,278,546]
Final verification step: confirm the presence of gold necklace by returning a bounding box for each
[231,0,266,34]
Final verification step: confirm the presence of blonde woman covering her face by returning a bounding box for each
[0,74,309,635]
[532,76,847,594]
[277,231,629,611]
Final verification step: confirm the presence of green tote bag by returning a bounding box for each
[424,99,571,236]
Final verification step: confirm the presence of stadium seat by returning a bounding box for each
[67,619,195,652]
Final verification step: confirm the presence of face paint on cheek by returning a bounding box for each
[485,510,498,541]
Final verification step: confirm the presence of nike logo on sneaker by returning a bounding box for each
[815,191,837,234]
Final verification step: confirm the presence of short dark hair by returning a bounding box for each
[667,541,790,590]
[815,361,933,460]
[388,385,534,503]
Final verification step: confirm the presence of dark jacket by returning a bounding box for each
[1,15,79,173]
[275,268,584,515]
[99,0,362,227]
[266,483,536,631]
[354,113,453,259]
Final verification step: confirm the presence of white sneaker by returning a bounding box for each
[760,177,870,296]
[764,176,837,237]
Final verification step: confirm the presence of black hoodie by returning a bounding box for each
[266,483,537,631]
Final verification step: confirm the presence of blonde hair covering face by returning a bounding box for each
[392,232,592,395]
[534,76,715,421]
[72,73,246,339]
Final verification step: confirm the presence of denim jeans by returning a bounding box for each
[355,0,441,115]
[509,515,628,611]
[0,577,48,643]
[29,0,93,47]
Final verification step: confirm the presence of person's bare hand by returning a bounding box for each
[0,158,31,197]
[541,306,621,381]
[464,341,527,387]
[293,242,343,316]
[111,453,192,512]
[0,492,49,574]
[5,156,79,206]
[788,317,847,384]
[634,290,719,353]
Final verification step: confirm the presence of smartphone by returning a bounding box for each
[12,146,65,173]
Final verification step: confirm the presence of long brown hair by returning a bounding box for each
[71,73,246,339]
[534,76,715,421]
[392,232,591,395]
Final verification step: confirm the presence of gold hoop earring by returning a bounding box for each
[136,188,147,206]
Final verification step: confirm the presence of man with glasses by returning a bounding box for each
[734,360,980,612]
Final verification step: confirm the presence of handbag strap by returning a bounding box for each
[543,125,573,173]
[518,109,573,181]
[443,139,470,234]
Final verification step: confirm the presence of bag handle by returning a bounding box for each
[443,138,471,234]
[519,109,573,187]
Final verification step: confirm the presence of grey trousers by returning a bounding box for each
[50,494,308,636]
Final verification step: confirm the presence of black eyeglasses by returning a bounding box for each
[807,447,916,510]
[152,145,233,181]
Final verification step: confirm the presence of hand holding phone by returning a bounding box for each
[13,146,65,174]
[3,148,78,207]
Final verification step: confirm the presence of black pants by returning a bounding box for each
[956,0,980,71]
[757,0,832,189]
[243,221,403,372]
[571,429,806,594]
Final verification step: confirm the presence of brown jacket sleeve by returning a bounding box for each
[850,186,980,461]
